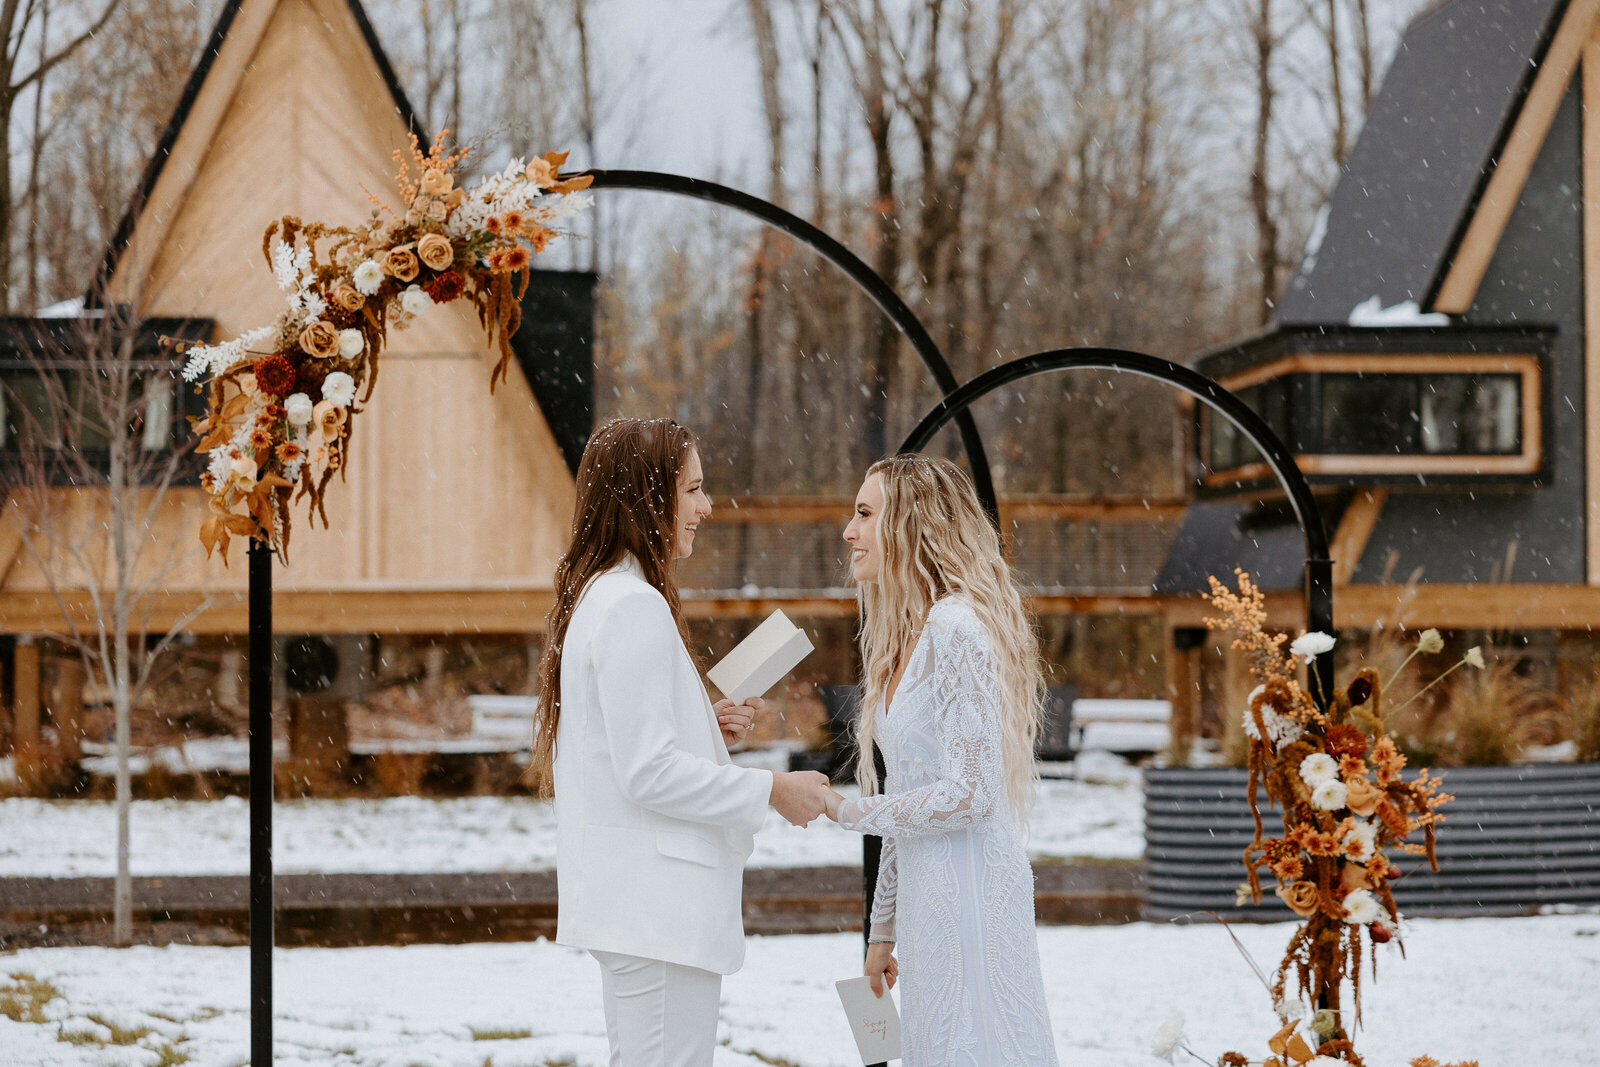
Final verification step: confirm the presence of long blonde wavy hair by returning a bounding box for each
[853,455,1045,824]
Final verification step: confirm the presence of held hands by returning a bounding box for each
[864,941,898,997]
[714,696,763,748]
[771,770,829,827]
[821,785,845,822]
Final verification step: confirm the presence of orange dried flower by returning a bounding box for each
[276,441,304,464]
[252,355,297,397]
[248,426,273,451]
[501,210,525,231]
[1326,724,1369,759]
[502,246,531,271]
[528,225,552,252]
[485,215,503,234]
[1338,754,1366,778]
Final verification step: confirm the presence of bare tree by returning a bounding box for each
[0,0,124,309]
[3,286,212,943]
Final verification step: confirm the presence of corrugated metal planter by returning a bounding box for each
[1144,763,1600,921]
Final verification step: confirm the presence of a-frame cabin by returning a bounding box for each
[1158,0,1600,723]
[0,0,589,741]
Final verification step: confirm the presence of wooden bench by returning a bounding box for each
[1070,699,1171,756]
[464,695,539,751]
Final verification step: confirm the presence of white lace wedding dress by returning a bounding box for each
[837,597,1058,1066]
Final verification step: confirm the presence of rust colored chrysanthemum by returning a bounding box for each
[276,441,304,464]
[253,354,297,396]
[424,269,467,303]
[1326,724,1369,760]
[502,245,531,271]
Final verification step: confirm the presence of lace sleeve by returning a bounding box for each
[867,836,897,942]
[837,606,1004,837]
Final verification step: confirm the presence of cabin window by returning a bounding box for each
[0,368,184,453]
[1200,356,1541,485]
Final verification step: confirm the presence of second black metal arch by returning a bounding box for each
[899,346,1334,648]
[578,168,999,517]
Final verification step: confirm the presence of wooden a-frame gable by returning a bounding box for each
[2,0,577,634]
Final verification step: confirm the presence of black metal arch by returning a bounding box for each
[899,346,1335,649]
[579,169,998,515]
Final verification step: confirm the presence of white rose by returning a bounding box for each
[1342,887,1380,925]
[322,371,357,407]
[400,285,429,315]
[1299,752,1338,786]
[337,329,365,358]
[1310,778,1349,812]
[353,259,384,295]
[284,393,314,427]
[1290,631,1337,661]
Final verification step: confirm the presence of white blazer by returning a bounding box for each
[554,555,774,974]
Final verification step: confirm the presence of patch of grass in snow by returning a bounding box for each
[84,1012,154,1045]
[471,1026,534,1040]
[0,971,60,1023]
[149,1040,192,1066]
[734,1051,804,1067]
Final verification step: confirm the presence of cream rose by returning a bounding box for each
[284,393,314,427]
[298,320,340,359]
[331,284,366,312]
[229,456,258,493]
[382,246,420,282]
[420,168,453,197]
[400,286,429,316]
[337,329,365,359]
[417,233,454,271]
[1275,880,1320,918]
[1344,774,1384,817]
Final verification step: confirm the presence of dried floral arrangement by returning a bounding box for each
[1178,569,1476,1067]
[179,132,593,562]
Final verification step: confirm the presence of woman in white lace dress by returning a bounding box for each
[822,455,1058,1066]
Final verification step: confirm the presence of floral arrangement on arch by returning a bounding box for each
[179,132,593,561]
[1163,569,1478,1067]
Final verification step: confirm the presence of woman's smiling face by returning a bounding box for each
[673,447,712,559]
[843,473,884,582]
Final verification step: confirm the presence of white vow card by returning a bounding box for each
[835,976,901,1063]
[706,610,815,705]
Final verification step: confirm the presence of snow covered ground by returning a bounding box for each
[0,773,1143,877]
[1,914,1594,1066]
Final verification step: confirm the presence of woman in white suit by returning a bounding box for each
[530,417,828,1067]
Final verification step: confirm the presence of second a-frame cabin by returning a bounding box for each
[1159,0,1600,718]
[0,0,590,640]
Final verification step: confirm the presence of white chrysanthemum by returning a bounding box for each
[400,285,429,315]
[322,372,356,407]
[1290,631,1337,661]
[1150,1016,1185,1063]
[338,329,365,358]
[353,260,384,295]
[284,394,314,427]
[1310,778,1349,812]
[1299,752,1338,786]
[1342,888,1380,925]
[1242,684,1304,747]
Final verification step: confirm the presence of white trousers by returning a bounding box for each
[590,949,722,1067]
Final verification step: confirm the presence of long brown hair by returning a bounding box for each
[530,417,697,794]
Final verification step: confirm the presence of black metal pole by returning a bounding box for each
[248,538,273,1065]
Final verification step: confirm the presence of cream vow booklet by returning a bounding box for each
[707,610,814,705]
[835,976,901,1063]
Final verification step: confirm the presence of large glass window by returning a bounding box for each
[1205,370,1526,471]
[0,368,182,453]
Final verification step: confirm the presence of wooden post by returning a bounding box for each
[13,639,40,751]
[52,656,86,762]
[1166,627,1206,760]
